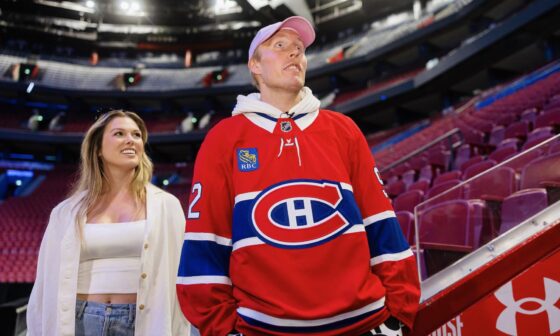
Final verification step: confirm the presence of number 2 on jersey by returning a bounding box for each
[187,183,202,219]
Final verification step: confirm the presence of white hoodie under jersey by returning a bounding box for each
[231,87,321,166]
[232,86,321,119]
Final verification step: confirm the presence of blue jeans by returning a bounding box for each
[75,299,136,336]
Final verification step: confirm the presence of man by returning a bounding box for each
[177,16,420,336]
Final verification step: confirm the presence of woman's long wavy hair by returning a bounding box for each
[70,110,153,230]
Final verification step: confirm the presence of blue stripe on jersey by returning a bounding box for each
[238,306,384,333]
[177,240,231,277]
[365,217,410,258]
[254,112,278,122]
[253,112,308,122]
[232,199,258,243]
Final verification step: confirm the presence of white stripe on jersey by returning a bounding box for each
[234,191,261,204]
[184,232,232,246]
[339,182,354,192]
[232,237,264,251]
[232,225,365,252]
[235,182,353,205]
[363,211,396,226]
[237,297,385,327]
[177,276,232,286]
[370,249,414,266]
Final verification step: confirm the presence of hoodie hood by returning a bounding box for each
[232,86,320,118]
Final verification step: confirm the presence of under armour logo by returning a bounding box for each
[495,277,560,335]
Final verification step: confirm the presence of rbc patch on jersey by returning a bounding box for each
[237,148,259,172]
[248,179,361,249]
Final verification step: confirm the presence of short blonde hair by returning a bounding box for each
[249,47,262,90]
[70,110,153,230]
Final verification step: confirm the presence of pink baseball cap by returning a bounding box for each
[248,16,315,61]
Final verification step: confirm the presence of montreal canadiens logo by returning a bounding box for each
[251,180,353,248]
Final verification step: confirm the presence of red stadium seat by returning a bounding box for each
[459,155,484,172]
[519,152,560,203]
[500,188,548,234]
[408,179,430,193]
[394,190,425,213]
[425,179,463,204]
[535,109,560,129]
[417,199,486,251]
[488,146,517,163]
[401,170,416,188]
[520,107,537,127]
[385,180,406,198]
[464,166,517,201]
[433,170,461,186]
[488,125,505,147]
[462,159,496,180]
[504,120,530,141]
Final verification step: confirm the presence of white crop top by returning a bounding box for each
[77,220,145,294]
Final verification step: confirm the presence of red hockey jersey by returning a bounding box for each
[177,109,420,335]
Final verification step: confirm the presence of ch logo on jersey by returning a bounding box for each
[251,180,354,249]
[237,148,259,172]
[495,277,560,335]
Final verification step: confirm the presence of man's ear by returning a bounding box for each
[248,57,262,75]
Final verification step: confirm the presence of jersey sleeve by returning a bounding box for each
[346,118,420,329]
[176,125,238,336]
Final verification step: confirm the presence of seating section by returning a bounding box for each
[0,166,74,283]
[373,63,560,279]
[417,199,485,251]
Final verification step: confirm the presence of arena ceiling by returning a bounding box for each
[0,0,421,53]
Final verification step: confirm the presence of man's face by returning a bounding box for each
[249,29,308,93]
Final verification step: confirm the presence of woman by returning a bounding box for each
[27,110,190,336]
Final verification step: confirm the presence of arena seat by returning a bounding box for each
[432,170,461,187]
[459,155,484,172]
[504,120,530,141]
[462,159,496,180]
[535,108,560,129]
[488,146,517,163]
[425,179,463,204]
[417,200,486,262]
[394,190,424,213]
[499,188,548,234]
[464,166,517,201]
[408,179,430,193]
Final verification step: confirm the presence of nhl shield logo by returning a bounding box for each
[280,121,292,132]
[237,148,259,172]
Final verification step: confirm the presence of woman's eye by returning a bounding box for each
[114,131,123,136]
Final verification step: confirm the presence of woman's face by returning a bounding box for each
[99,116,144,173]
